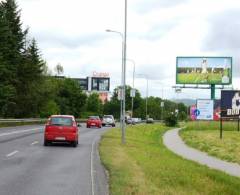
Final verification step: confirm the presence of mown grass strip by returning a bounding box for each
[181,121,240,164]
[100,124,240,195]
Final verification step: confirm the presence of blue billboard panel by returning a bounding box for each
[221,90,240,118]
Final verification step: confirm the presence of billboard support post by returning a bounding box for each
[211,84,215,100]
[220,117,223,139]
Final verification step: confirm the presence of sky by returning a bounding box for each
[17,0,240,100]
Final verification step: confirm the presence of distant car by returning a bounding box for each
[86,116,102,128]
[126,117,133,125]
[102,115,115,127]
[146,118,154,124]
[131,118,139,125]
[44,115,79,147]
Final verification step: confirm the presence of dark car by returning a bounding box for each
[86,116,102,128]
[44,115,79,147]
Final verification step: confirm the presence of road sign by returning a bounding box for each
[130,89,136,97]
[194,109,200,117]
[161,102,164,107]
[118,88,123,100]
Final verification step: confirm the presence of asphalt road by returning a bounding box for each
[0,124,109,195]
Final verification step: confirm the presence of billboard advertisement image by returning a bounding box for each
[176,57,232,85]
[221,90,240,118]
[197,99,214,120]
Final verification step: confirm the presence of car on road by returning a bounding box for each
[44,115,79,147]
[146,118,154,124]
[86,116,102,128]
[102,115,115,127]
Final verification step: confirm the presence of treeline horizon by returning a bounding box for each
[0,0,188,120]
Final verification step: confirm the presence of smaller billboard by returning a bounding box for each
[190,105,197,120]
[176,57,232,85]
[214,100,221,121]
[197,99,214,120]
[221,90,240,118]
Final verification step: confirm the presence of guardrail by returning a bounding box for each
[0,118,88,123]
[0,118,47,123]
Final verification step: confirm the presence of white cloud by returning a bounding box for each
[17,0,240,100]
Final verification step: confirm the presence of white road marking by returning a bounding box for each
[0,128,42,137]
[6,150,19,157]
[31,141,39,145]
[91,139,96,195]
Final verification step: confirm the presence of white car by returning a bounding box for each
[102,115,116,127]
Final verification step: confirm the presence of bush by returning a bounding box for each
[164,113,178,127]
[40,100,60,118]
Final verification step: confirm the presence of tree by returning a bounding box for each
[108,85,142,118]
[14,39,46,117]
[86,93,103,115]
[54,63,64,76]
[0,0,26,117]
[56,78,87,117]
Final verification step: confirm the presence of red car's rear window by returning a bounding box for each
[89,116,100,120]
[50,117,73,126]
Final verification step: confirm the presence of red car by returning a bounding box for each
[86,116,102,128]
[44,115,79,147]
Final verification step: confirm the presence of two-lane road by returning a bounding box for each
[0,124,109,195]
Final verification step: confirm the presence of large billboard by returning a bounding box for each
[197,99,214,120]
[176,57,232,85]
[221,90,240,118]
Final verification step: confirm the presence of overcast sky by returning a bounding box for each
[17,0,240,100]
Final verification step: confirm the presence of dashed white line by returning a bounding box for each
[6,150,19,157]
[31,141,39,145]
[0,128,42,137]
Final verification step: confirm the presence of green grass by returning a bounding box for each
[181,121,240,164]
[177,73,222,84]
[100,124,240,195]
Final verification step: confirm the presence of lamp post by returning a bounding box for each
[105,29,124,131]
[105,0,127,144]
[126,59,135,118]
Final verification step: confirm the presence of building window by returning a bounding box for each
[91,77,110,91]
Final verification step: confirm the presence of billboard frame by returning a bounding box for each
[220,90,240,139]
[176,56,233,85]
[196,99,214,120]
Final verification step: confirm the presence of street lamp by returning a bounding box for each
[105,29,124,131]
[105,0,127,144]
[126,59,135,118]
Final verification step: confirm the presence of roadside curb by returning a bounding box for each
[92,136,109,195]
[163,128,240,178]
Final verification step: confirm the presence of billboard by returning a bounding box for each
[197,99,214,120]
[214,100,221,121]
[190,105,197,120]
[176,57,232,85]
[91,77,110,91]
[221,90,240,118]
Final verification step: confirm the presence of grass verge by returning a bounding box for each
[181,121,240,164]
[100,124,240,195]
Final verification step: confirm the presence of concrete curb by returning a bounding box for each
[163,128,240,178]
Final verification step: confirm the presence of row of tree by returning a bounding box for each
[0,0,188,120]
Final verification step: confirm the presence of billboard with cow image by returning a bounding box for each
[176,57,232,85]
